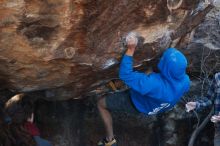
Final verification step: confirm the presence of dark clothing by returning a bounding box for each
[214,130,220,146]
[195,73,220,128]
[194,73,220,146]
[105,90,139,115]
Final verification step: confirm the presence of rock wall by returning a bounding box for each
[1,0,219,100]
[35,97,214,146]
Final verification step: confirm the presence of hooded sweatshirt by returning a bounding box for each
[119,48,190,115]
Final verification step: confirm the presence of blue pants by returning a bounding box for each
[34,136,52,146]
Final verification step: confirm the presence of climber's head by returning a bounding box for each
[158,48,188,81]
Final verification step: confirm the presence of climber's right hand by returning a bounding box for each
[125,32,138,56]
[185,102,197,112]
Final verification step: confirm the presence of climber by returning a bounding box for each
[5,94,53,146]
[97,32,190,146]
[186,72,220,146]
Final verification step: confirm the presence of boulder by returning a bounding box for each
[0,0,219,99]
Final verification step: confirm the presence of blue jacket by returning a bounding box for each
[119,48,190,115]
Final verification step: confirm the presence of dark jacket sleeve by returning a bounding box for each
[195,79,215,111]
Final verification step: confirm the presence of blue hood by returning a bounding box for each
[158,48,188,81]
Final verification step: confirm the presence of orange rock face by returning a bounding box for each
[0,0,216,99]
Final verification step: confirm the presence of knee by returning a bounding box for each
[97,97,106,110]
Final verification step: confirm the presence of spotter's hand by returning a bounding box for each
[211,115,220,123]
[185,102,197,112]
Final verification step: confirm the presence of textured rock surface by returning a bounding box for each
[35,96,214,146]
[0,0,219,100]
[33,78,214,146]
[179,4,220,75]
[0,78,214,146]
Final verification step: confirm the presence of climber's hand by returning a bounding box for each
[185,102,197,112]
[125,32,138,56]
